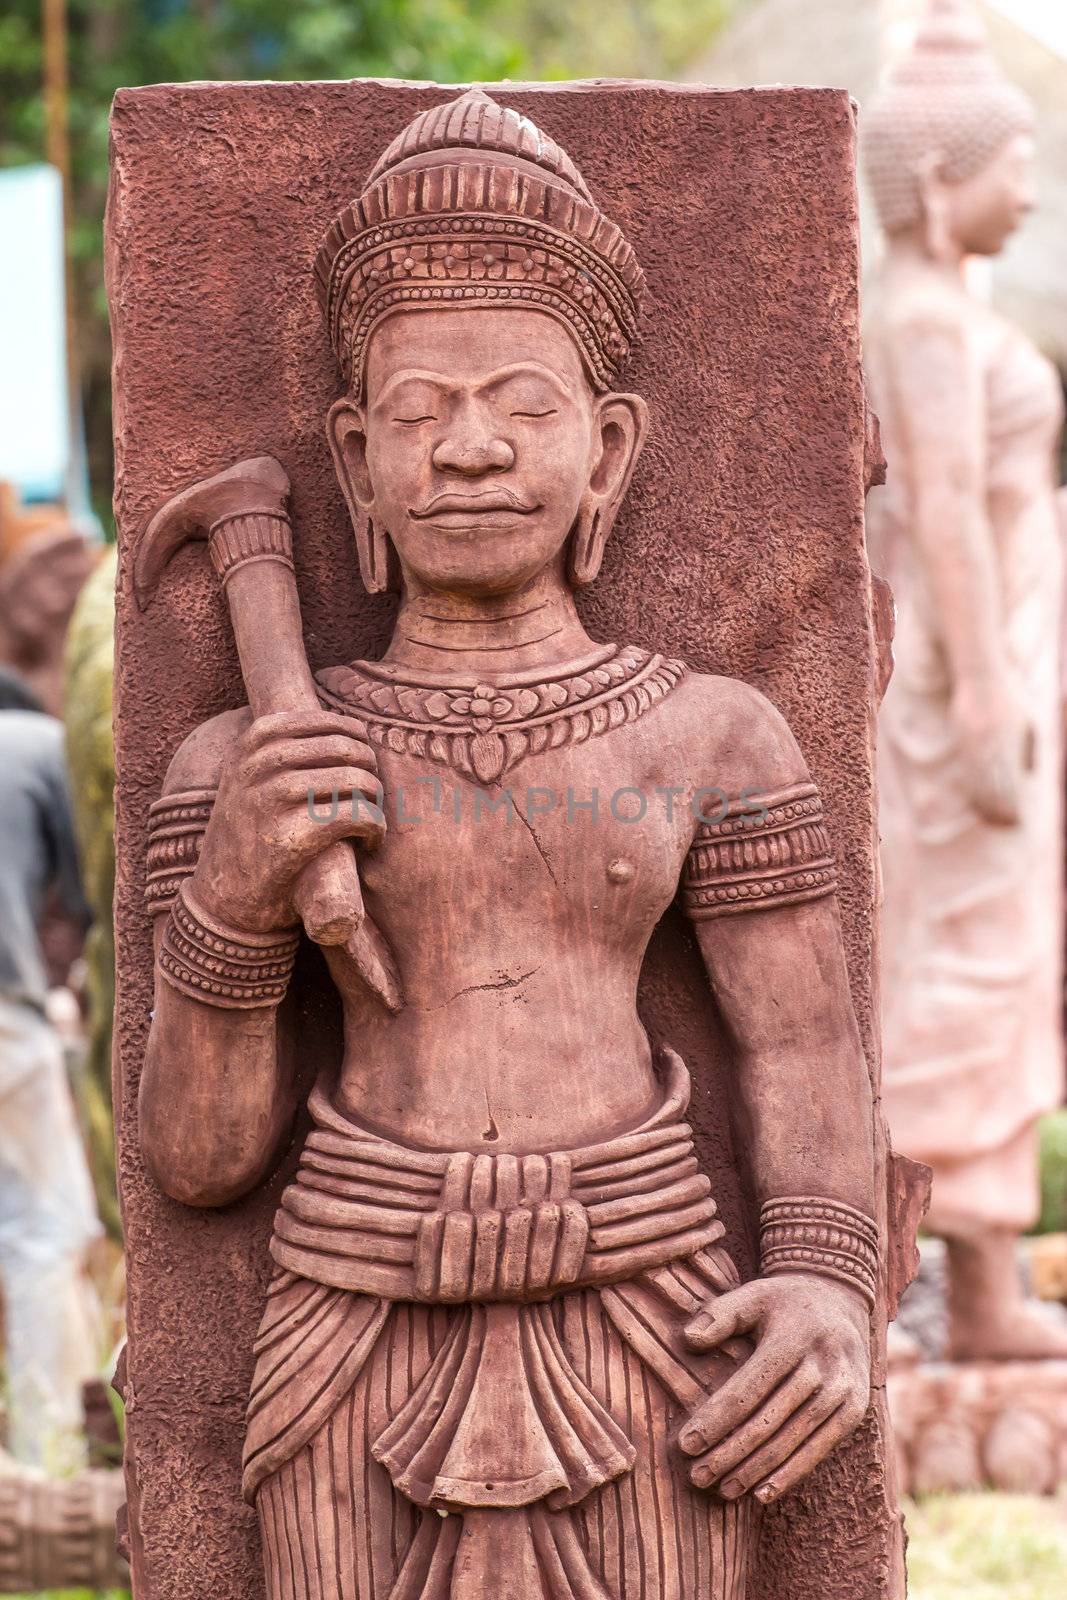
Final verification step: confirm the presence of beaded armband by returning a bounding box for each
[158,882,299,1010]
[678,782,837,921]
[145,789,217,918]
[759,1197,879,1311]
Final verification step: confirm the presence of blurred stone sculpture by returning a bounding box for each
[0,1460,127,1592]
[864,0,1067,1359]
[0,525,98,717]
[136,91,881,1598]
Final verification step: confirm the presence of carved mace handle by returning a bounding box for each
[134,456,401,1011]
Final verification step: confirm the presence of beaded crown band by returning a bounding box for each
[316,89,643,398]
[759,1196,879,1311]
[159,881,299,1011]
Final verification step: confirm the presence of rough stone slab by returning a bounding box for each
[108,78,899,1600]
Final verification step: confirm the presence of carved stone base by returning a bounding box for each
[0,1464,129,1592]
[890,1360,1067,1496]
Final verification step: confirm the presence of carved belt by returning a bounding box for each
[269,1046,724,1303]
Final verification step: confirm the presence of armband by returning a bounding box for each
[678,782,836,920]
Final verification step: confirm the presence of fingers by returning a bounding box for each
[684,1280,765,1352]
[243,710,371,753]
[701,1386,845,1501]
[275,768,384,808]
[687,1363,820,1490]
[245,734,378,782]
[751,1394,866,1505]
[284,798,386,853]
[678,1338,795,1459]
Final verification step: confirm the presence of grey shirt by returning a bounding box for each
[0,712,87,1012]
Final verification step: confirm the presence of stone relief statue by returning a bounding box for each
[864,0,1067,1360]
[136,90,880,1599]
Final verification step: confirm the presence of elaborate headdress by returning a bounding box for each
[863,0,1033,234]
[315,90,644,398]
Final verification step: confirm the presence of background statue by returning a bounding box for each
[136,91,881,1600]
[864,0,1067,1360]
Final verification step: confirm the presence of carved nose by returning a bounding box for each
[431,435,514,475]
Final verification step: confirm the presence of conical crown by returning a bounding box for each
[316,90,643,397]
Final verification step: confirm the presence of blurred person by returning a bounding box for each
[864,0,1067,1358]
[62,547,121,1240]
[0,666,102,1468]
[0,526,98,716]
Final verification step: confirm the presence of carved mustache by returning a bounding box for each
[412,489,541,519]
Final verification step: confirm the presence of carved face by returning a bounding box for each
[944,130,1036,256]
[329,308,645,597]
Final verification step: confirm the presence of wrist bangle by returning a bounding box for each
[759,1196,878,1311]
[145,788,216,918]
[158,882,299,1010]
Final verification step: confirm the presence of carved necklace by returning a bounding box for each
[316,643,686,785]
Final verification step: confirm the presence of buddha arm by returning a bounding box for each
[884,312,1003,697]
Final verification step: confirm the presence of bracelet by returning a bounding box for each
[759,1196,878,1310]
[158,881,299,1010]
[145,788,217,918]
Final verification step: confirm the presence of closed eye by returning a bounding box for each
[510,408,557,419]
[394,414,437,424]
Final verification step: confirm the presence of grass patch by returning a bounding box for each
[906,1492,1067,1600]
[7,1592,128,1599]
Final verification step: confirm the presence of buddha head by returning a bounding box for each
[863,0,1035,260]
[317,91,647,600]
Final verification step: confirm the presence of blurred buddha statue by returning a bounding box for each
[864,0,1067,1360]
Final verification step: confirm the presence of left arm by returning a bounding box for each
[676,683,875,1504]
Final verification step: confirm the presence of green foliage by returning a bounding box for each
[7,1592,128,1600]
[905,1492,1067,1600]
[0,0,735,506]
[1035,1109,1067,1235]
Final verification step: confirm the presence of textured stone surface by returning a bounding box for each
[108,79,897,1599]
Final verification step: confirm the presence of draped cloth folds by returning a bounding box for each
[244,1056,755,1600]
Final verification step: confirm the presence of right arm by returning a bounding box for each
[885,308,1025,824]
[139,707,383,1207]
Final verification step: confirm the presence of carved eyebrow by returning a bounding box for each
[371,361,574,412]
[372,370,455,412]
[474,363,574,399]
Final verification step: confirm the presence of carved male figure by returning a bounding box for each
[864,0,1066,1360]
[139,91,879,1599]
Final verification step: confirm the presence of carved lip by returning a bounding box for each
[412,489,540,521]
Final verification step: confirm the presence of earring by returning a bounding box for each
[355,517,398,595]
[567,503,606,588]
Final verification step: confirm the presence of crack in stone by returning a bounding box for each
[448,966,540,1003]
[514,808,560,888]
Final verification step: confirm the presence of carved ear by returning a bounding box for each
[915,150,954,265]
[568,392,648,588]
[327,396,399,595]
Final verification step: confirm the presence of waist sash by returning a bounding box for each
[270,1045,724,1303]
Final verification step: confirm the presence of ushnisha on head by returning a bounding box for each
[317,90,648,599]
[863,0,1035,257]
